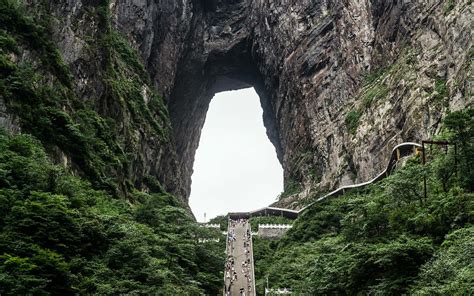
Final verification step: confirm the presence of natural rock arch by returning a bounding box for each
[127,0,472,206]
[168,0,283,200]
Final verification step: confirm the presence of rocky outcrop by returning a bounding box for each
[0,97,20,134]
[5,0,473,208]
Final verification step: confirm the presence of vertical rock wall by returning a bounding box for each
[164,0,473,207]
[5,0,472,208]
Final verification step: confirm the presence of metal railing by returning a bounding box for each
[228,142,422,219]
[299,142,422,211]
[258,224,293,229]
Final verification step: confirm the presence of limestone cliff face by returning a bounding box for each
[3,0,472,208]
[163,0,473,207]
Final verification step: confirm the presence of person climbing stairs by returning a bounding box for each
[224,219,255,296]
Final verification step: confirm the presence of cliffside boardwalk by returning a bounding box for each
[229,142,422,220]
[224,220,256,295]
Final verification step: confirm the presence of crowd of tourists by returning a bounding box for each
[224,219,253,296]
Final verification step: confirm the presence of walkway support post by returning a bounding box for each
[454,143,458,178]
[422,141,427,202]
[421,140,456,202]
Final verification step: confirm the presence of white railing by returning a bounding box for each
[265,288,292,294]
[224,142,422,294]
[228,142,422,219]
[201,223,220,228]
[223,221,230,296]
[249,223,256,295]
[198,238,220,243]
[258,224,293,229]
[299,142,421,211]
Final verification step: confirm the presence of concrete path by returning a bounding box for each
[224,220,255,296]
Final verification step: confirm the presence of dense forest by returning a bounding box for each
[0,130,224,294]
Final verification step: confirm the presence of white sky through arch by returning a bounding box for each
[189,88,284,222]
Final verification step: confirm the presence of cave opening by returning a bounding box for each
[188,88,283,222]
[167,31,285,213]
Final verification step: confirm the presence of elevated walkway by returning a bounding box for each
[229,207,298,220]
[228,142,422,220]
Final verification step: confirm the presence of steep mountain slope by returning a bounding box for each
[0,0,472,294]
[1,0,188,203]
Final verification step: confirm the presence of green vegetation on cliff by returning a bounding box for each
[0,131,224,294]
[0,1,224,294]
[345,109,361,135]
[0,0,171,196]
[254,108,474,295]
